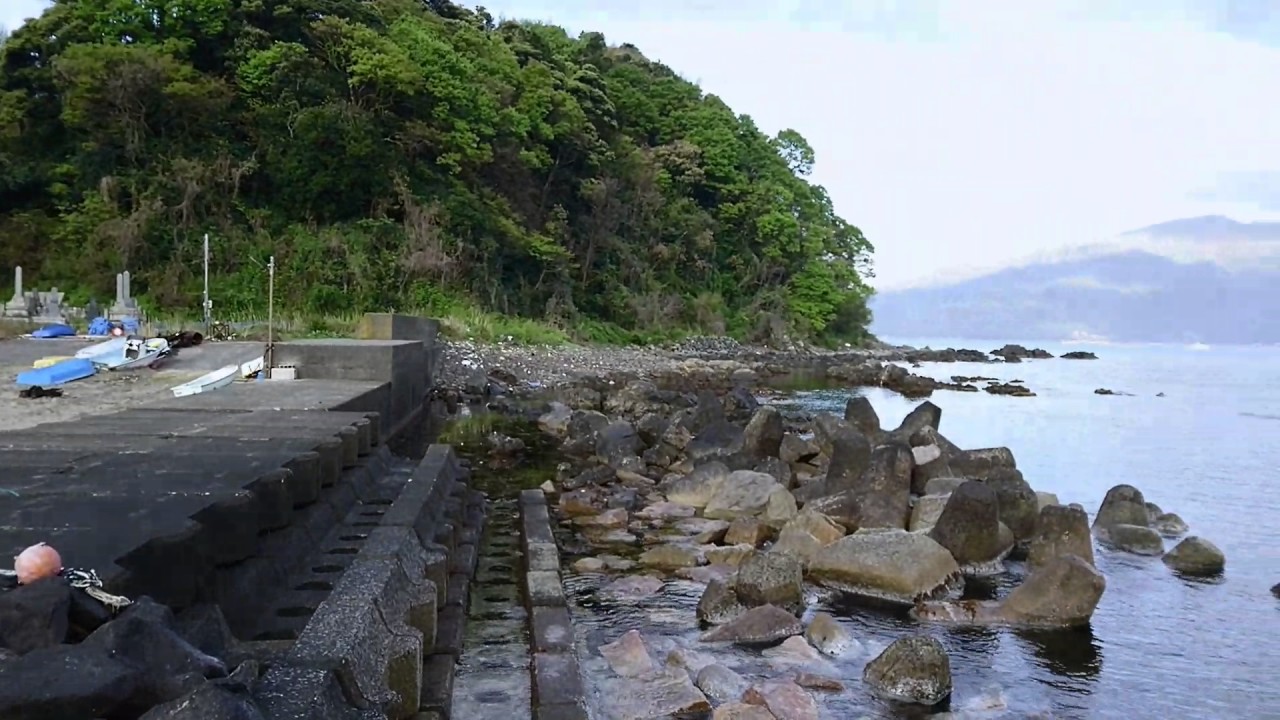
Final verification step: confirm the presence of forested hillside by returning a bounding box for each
[0,0,875,343]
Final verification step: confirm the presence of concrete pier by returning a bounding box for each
[0,314,496,720]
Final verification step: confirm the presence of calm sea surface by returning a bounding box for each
[569,338,1280,720]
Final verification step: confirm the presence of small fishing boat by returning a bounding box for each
[33,356,73,369]
[15,358,96,387]
[94,336,170,370]
[240,356,265,378]
[169,364,238,397]
[75,337,128,360]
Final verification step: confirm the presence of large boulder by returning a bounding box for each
[665,462,731,508]
[892,401,942,441]
[772,509,845,566]
[843,396,882,439]
[862,635,952,706]
[699,605,803,646]
[981,467,1040,544]
[1092,484,1150,537]
[808,530,961,605]
[742,405,784,460]
[703,471,793,522]
[1104,524,1164,556]
[928,481,1013,575]
[1027,504,1095,569]
[909,443,953,495]
[847,443,913,529]
[823,426,873,494]
[948,447,1016,480]
[908,493,951,532]
[685,420,748,466]
[1162,536,1226,576]
[734,551,804,611]
[913,554,1105,628]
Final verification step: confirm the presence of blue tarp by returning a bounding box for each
[30,324,75,338]
[87,317,111,336]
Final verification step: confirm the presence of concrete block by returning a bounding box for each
[536,703,589,720]
[419,653,455,714]
[525,571,565,608]
[254,665,360,720]
[356,313,439,343]
[532,653,585,707]
[530,606,573,653]
[521,505,555,546]
[433,606,465,656]
[526,542,560,572]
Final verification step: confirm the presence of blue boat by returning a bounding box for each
[16,357,97,387]
[30,324,76,338]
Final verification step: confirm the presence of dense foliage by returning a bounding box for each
[0,0,875,343]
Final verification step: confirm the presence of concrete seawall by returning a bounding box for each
[0,314,504,719]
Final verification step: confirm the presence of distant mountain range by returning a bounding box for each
[869,216,1280,344]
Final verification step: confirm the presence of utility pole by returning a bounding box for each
[266,255,275,379]
[202,233,211,334]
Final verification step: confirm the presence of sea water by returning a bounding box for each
[784,338,1280,718]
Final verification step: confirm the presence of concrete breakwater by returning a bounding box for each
[0,315,499,719]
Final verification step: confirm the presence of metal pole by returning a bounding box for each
[264,253,275,379]
[202,233,211,334]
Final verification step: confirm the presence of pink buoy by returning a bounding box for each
[14,542,63,584]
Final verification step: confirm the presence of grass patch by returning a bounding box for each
[0,320,35,339]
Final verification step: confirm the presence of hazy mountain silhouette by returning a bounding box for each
[870,216,1280,343]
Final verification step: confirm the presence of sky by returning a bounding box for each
[4,1,1280,289]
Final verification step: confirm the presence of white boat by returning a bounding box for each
[239,355,265,378]
[75,337,127,360]
[170,364,238,397]
[95,336,170,370]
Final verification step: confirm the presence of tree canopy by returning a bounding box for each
[0,0,875,344]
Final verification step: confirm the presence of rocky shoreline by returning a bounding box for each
[462,373,1226,718]
[435,337,1100,405]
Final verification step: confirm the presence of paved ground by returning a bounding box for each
[0,338,265,432]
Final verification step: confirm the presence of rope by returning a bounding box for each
[0,567,132,611]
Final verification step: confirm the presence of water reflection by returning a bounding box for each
[1014,625,1103,682]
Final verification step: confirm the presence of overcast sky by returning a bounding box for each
[5,1,1280,288]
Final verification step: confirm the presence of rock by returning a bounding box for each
[1000,554,1106,627]
[923,477,966,495]
[602,576,665,597]
[1104,524,1164,555]
[686,420,747,465]
[1093,484,1150,537]
[608,666,711,718]
[674,518,731,543]
[862,635,953,706]
[823,426,873,492]
[665,462,731,508]
[794,672,844,691]
[779,433,819,465]
[1027,504,1095,569]
[538,402,573,436]
[697,579,746,625]
[705,545,755,567]
[753,456,792,488]
[909,493,950,532]
[928,480,1013,575]
[639,543,705,569]
[761,635,827,669]
[82,598,226,711]
[981,467,1040,543]
[760,486,799,529]
[575,507,629,528]
[848,442,914,528]
[742,405,784,459]
[677,564,737,585]
[1154,512,1190,538]
[1036,491,1061,509]
[0,577,71,654]
[808,530,961,605]
[711,702,775,719]
[665,645,717,674]
[0,644,143,719]
[138,683,265,720]
[810,413,849,456]
[601,630,656,677]
[635,502,695,521]
[574,557,606,573]
[893,401,942,440]
[1272,583,1280,599]
[772,509,845,565]
[747,679,819,720]
[560,489,604,516]
[805,612,858,657]
[1163,536,1226,576]
[704,471,790,521]
[660,420,694,452]
[565,410,610,454]
[699,605,803,646]
[725,516,770,547]
[799,490,861,530]
[910,444,953,495]
[173,604,236,661]
[734,551,804,611]
[948,447,1017,480]
[695,664,749,705]
[596,421,644,463]
[844,396,882,438]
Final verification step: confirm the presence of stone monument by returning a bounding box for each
[109,270,139,319]
[32,288,67,325]
[4,266,29,318]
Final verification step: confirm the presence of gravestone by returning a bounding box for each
[86,298,100,321]
[109,270,139,319]
[32,288,66,325]
[4,266,28,318]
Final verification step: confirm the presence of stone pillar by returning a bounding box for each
[110,269,139,319]
[4,266,29,318]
